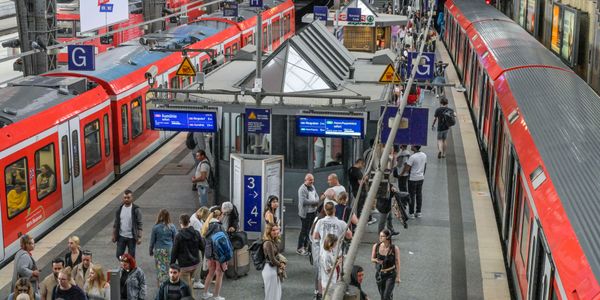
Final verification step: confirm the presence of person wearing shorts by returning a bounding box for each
[432,97,454,158]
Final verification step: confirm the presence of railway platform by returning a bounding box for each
[0,40,510,299]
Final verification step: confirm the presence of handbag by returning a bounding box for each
[228,231,247,250]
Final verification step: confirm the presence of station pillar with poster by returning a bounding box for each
[230,154,285,249]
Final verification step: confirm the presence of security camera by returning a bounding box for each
[145,65,158,87]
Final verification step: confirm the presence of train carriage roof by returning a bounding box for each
[503,67,600,281]
[0,76,90,126]
[472,21,567,70]
[450,0,511,23]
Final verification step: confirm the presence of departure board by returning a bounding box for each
[296,115,365,139]
[150,109,217,132]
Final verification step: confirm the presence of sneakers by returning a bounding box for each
[296,248,307,255]
[438,152,442,159]
[408,214,415,219]
[416,212,422,218]
[200,292,213,299]
[213,297,225,300]
[367,217,378,225]
[391,230,400,236]
[193,281,205,289]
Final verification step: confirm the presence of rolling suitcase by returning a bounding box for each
[225,245,250,279]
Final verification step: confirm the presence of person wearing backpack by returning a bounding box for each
[200,207,230,300]
[170,214,202,292]
[432,97,456,159]
[192,150,212,207]
[262,223,285,300]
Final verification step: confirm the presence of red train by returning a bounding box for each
[56,0,205,63]
[444,0,600,299]
[0,0,294,263]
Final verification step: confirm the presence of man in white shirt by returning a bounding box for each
[112,190,143,259]
[402,145,427,218]
[325,174,346,199]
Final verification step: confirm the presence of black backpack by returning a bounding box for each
[441,108,456,127]
[249,239,266,270]
[186,132,197,150]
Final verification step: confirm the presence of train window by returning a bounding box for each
[131,98,143,139]
[284,14,291,34]
[84,120,102,169]
[247,34,253,45]
[121,105,129,145]
[232,43,238,55]
[35,143,57,200]
[71,130,80,177]
[61,136,70,184]
[272,19,280,43]
[263,26,268,50]
[4,158,29,219]
[57,21,75,38]
[103,114,110,156]
[520,202,531,263]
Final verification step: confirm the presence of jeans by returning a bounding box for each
[198,185,209,207]
[378,212,394,233]
[116,235,137,259]
[297,212,315,250]
[408,180,424,214]
[376,271,396,300]
[397,176,408,193]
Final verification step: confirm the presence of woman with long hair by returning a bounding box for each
[149,209,177,285]
[84,264,110,300]
[64,235,82,268]
[200,207,226,300]
[119,253,146,299]
[262,223,285,300]
[8,278,39,300]
[371,229,401,300]
[264,196,280,226]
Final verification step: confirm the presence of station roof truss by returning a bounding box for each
[238,21,356,93]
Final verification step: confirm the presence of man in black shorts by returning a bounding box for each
[432,97,455,158]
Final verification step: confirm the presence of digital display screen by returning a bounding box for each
[150,109,217,132]
[296,115,364,139]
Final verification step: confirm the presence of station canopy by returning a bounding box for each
[238,21,356,93]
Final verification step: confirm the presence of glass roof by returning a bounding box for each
[283,47,330,92]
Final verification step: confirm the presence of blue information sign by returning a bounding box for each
[314,6,328,21]
[347,7,362,22]
[407,52,435,81]
[149,109,217,132]
[245,108,271,134]
[244,176,262,232]
[67,45,95,71]
[223,1,238,17]
[249,0,263,7]
[99,3,113,12]
[297,115,364,139]
[380,106,429,145]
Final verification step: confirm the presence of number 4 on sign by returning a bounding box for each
[251,206,258,217]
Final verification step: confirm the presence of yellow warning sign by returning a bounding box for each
[176,56,196,77]
[248,111,257,119]
[378,64,401,83]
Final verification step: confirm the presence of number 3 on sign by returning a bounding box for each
[251,206,258,217]
[247,177,255,189]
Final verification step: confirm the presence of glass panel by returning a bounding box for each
[526,0,536,33]
[5,158,29,218]
[315,138,343,169]
[561,9,575,62]
[284,15,291,34]
[35,144,57,200]
[103,114,110,156]
[263,26,268,50]
[121,105,129,144]
[550,5,561,53]
[519,0,526,27]
[520,202,531,263]
[131,98,143,138]
[56,21,75,38]
[61,136,70,184]
[71,130,80,177]
[284,47,330,92]
[84,120,102,168]
[272,19,280,42]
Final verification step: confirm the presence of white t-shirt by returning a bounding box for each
[331,185,346,198]
[320,250,338,289]
[119,205,133,238]
[190,213,203,233]
[314,216,346,253]
[195,159,210,188]
[407,151,427,181]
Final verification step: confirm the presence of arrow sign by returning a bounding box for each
[244,175,262,232]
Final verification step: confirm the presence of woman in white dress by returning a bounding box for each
[262,223,285,300]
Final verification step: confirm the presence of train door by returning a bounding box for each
[58,117,84,211]
[527,221,554,300]
[502,151,519,248]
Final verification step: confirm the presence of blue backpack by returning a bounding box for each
[211,231,233,263]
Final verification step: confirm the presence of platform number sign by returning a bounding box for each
[249,0,263,8]
[67,45,95,71]
[244,175,262,232]
[407,52,435,80]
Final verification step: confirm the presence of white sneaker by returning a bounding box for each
[213,297,225,300]
[367,217,378,225]
[193,281,205,289]
[200,291,213,299]
[409,214,415,219]
[416,212,422,218]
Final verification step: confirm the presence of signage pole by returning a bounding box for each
[254,12,263,103]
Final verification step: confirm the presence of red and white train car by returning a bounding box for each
[444,0,600,299]
[0,0,294,264]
